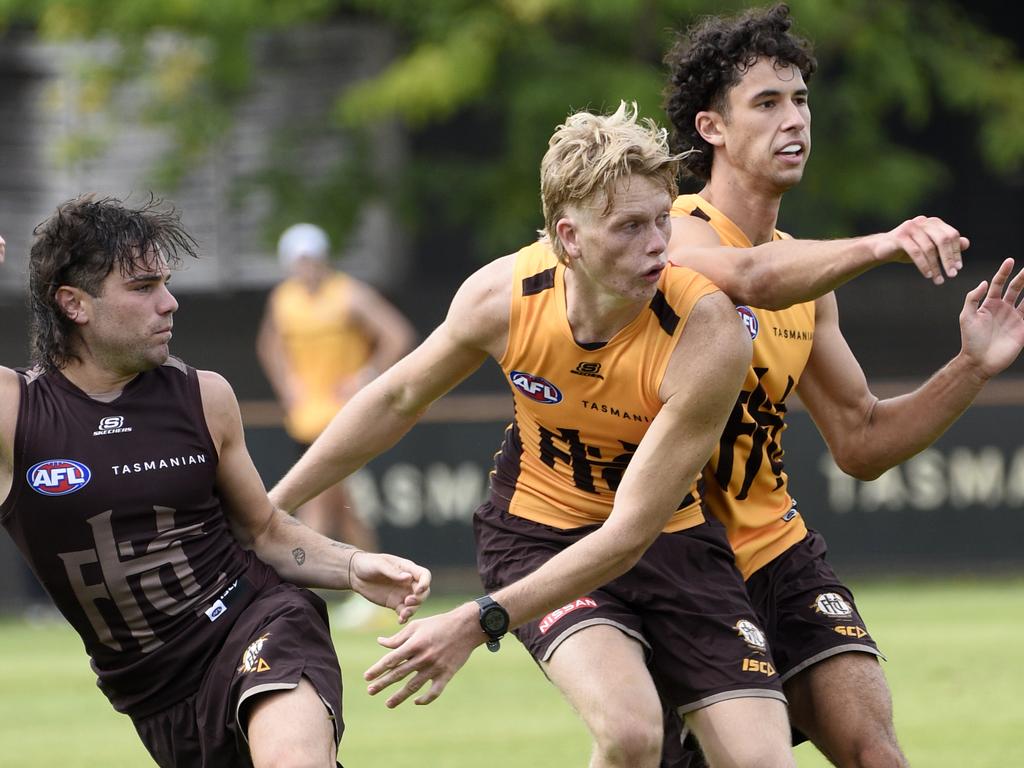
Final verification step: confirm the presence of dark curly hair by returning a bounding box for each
[28,194,199,371]
[663,3,817,181]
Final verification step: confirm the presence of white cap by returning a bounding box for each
[277,223,330,267]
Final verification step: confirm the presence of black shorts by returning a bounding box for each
[132,583,343,768]
[745,529,883,682]
[474,502,785,713]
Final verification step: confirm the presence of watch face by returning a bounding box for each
[482,607,508,634]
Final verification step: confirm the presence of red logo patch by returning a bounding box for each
[538,597,598,634]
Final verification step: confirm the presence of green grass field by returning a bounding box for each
[2,577,1022,767]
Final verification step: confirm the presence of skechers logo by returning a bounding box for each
[736,306,759,339]
[510,371,563,404]
[570,362,604,379]
[27,459,92,496]
[94,416,133,436]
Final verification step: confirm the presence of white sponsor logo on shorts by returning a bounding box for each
[735,619,767,651]
[538,597,598,634]
[814,592,853,617]
[205,599,227,622]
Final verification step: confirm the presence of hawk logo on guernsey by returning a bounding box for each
[27,459,92,496]
[736,306,759,339]
[510,370,563,404]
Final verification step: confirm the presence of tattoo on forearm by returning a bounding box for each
[330,541,357,553]
[292,547,306,566]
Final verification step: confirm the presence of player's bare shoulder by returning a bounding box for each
[445,254,515,358]
[662,289,751,403]
[196,369,243,451]
[668,212,727,262]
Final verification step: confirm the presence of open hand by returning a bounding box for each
[959,258,1024,379]
[349,552,431,624]
[364,602,483,708]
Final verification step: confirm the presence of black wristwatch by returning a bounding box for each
[474,595,510,652]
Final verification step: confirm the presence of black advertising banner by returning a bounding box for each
[245,403,1024,574]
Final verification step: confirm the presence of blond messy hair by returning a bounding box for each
[540,101,683,262]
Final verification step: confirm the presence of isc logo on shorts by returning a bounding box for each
[27,459,92,496]
[834,625,868,639]
[509,371,563,404]
[742,658,776,676]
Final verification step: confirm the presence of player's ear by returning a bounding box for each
[695,110,726,148]
[55,285,90,325]
[555,216,583,263]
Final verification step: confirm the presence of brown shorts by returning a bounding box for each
[474,501,784,712]
[662,529,885,766]
[132,582,343,768]
[745,529,883,682]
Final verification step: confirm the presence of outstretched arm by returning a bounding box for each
[670,214,968,310]
[363,290,752,708]
[200,369,430,622]
[798,258,1024,480]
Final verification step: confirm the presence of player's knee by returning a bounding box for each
[844,736,907,768]
[592,712,662,768]
[250,741,334,768]
[711,741,795,768]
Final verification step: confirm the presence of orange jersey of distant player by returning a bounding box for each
[488,240,716,532]
[671,194,813,577]
[269,272,372,443]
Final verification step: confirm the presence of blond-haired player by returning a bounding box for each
[269,103,796,768]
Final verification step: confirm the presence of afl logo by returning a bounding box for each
[736,306,759,339]
[27,459,92,496]
[510,370,563,404]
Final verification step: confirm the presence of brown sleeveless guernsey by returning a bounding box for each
[0,357,282,718]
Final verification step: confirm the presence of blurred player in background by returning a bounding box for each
[662,4,1024,765]
[0,196,429,767]
[270,103,800,768]
[257,222,414,553]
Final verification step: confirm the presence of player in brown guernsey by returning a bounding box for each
[0,196,431,768]
[661,5,1024,767]
[270,103,798,768]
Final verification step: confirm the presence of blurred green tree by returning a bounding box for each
[2,0,1022,255]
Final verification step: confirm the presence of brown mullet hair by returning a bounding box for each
[663,3,817,182]
[28,194,199,371]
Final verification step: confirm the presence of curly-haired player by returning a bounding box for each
[662,4,1024,767]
